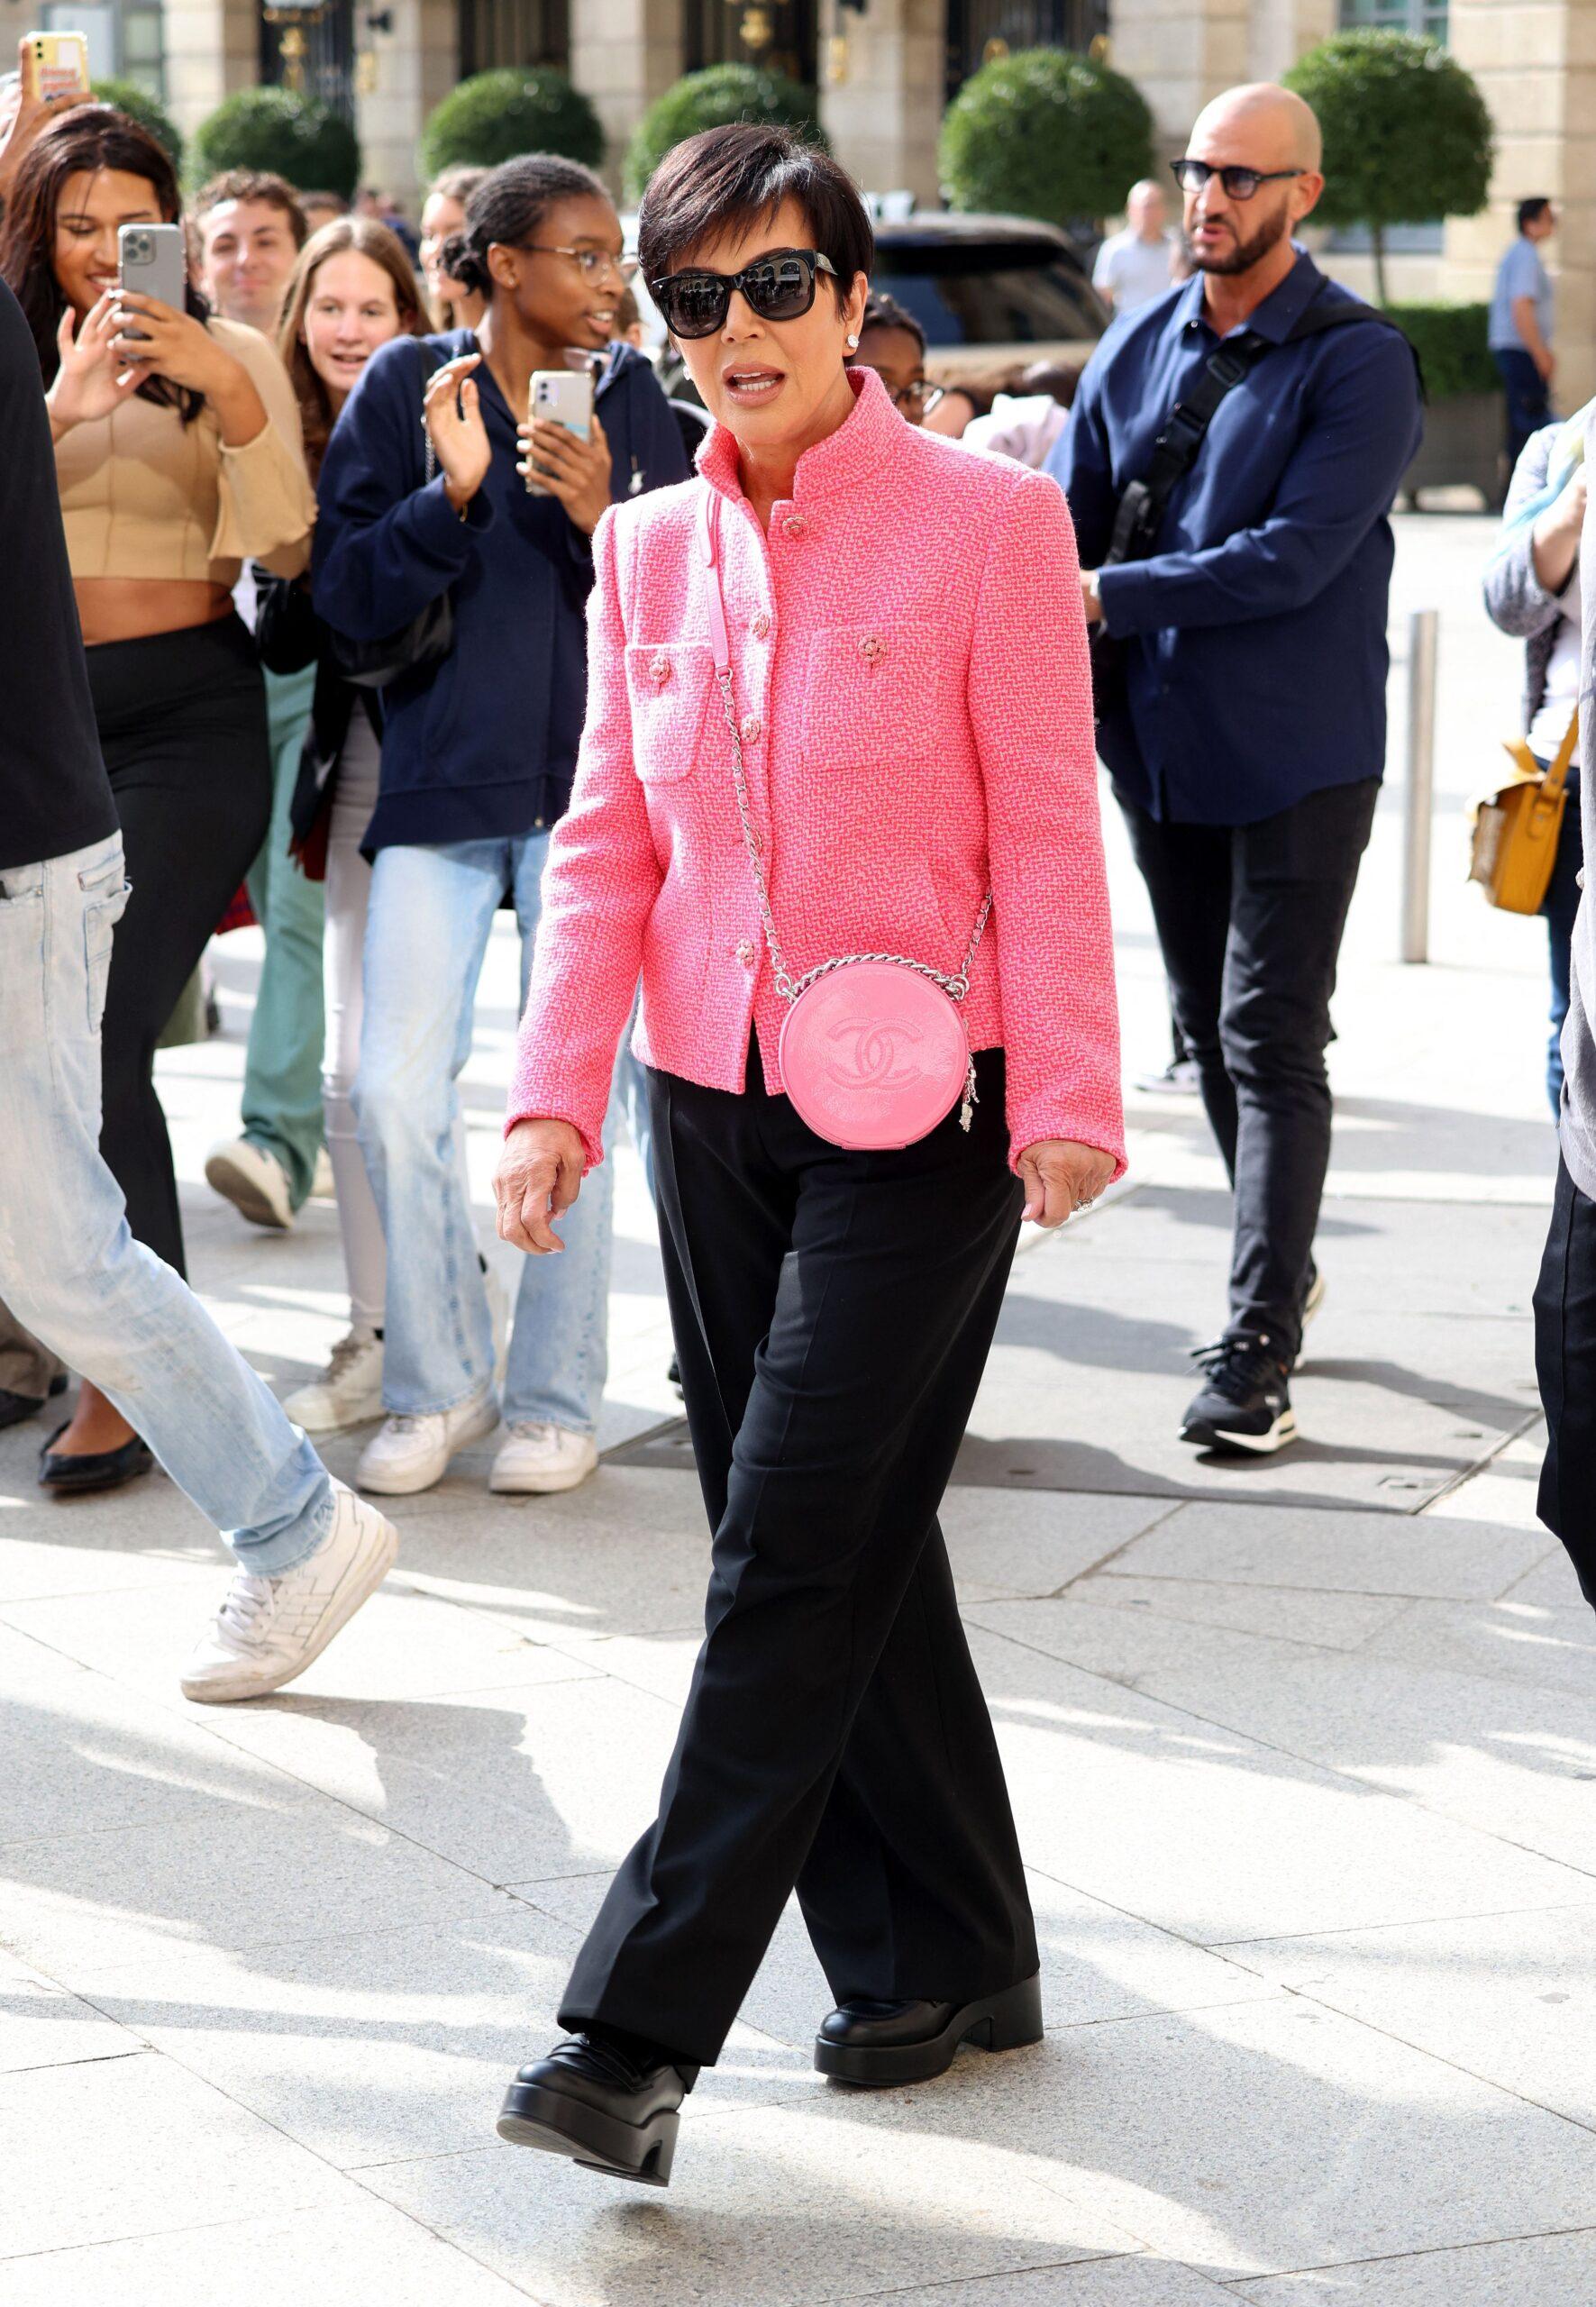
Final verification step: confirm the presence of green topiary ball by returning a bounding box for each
[418,68,604,181]
[938,49,1154,228]
[191,87,361,202]
[91,78,183,170]
[1284,31,1492,237]
[624,65,825,206]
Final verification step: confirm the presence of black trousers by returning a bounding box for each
[1534,1154,1596,1613]
[560,1044,1039,2068]
[1119,777,1379,1361]
[89,619,271,1276]
[1494,347,1553,473]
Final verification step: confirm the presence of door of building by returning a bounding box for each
[258,0,356,119]
[944,0,1108,104]
[458,0,570,76]
[683,0,817,86]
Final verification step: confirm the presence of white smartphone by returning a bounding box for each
[526,369,593,497]
[24,31,89,101]
[117,223,187,339]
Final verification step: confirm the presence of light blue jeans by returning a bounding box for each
[0,834,333,1574]
[355,833,621,1432]
[241,663,324,1207]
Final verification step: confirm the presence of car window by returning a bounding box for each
[871,243,1103,348]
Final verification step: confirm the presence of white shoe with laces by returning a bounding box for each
[284,1328,384,1435]
[205,1137,295,1231]
[489,1423,598,1495]
[356,1384,499,1496]
[179,1481,397,1703]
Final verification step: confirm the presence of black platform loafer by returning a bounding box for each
[815,1973,1044,2086]
[497,2034,698,2186]
[38,1424,154,1496]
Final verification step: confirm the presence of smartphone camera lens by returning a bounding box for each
[123,232,150,264]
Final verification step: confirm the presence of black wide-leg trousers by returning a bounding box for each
[559,1043,1039,2068]
[1534,1153,1596,1613]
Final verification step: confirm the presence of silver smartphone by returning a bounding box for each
[117,222,187,339]
[526,369,593,497]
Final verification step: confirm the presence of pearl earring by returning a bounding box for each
[845,333,860,349]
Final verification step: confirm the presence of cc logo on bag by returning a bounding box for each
[825,1016,926,1093]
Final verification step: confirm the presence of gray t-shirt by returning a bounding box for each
[1092,229,1174,315]
[1490,237,1554,352]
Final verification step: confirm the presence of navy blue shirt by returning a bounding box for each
[1050,252,1423,825]
[313,333,690,853]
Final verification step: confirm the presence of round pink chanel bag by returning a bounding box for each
[699,490,990,1153]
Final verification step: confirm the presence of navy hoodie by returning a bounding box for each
[312,331,690,853]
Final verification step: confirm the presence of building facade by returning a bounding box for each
[42,0,1595,406]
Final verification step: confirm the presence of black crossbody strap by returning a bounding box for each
[1101,289,1419,571]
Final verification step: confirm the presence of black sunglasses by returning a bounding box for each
[649,247,838,339]
[1171,158,1305,201]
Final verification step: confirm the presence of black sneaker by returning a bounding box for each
[1181,1331,1296,1454]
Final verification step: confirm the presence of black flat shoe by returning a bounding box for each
[497,2034,698,2186]
[0,1373,67,1432]
[38,1423,154,1495]
[815,1973,1044,2086]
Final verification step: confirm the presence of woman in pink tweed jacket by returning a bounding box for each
[492,125,1124,2187]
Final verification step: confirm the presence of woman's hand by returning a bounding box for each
[496,1118,586,1256]
[0,35,81,196]
[1532,464,1588,597]
[109,294,270,445]
[1017,1138,1117,1228]
[424,352,492,511]
[46,296,123,433]
[517,407,612,535]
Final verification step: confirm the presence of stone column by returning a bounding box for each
[355,0,456,210]
[160,0,257,145]
[1439,0,1596,415]
[818,0,944,207]
[570,0,686,196]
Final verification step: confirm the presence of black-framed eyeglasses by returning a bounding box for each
[1170,158,1305,202]
[512,243,638,283]
[649,248,837,339]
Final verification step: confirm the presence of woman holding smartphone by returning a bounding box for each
[258,217,424,1434]
[314,156,689,1501]
[0,105,313,1492]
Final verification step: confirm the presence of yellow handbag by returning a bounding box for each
[1469,706,1579,915]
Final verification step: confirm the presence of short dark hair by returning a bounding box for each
[637,123,872,303]
[1518,196,1553,233]
[860,291,924,353]
[195,169,308,248]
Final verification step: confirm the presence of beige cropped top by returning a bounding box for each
[54,315,315,585]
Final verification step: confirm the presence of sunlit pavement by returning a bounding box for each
[5,513,1596,2304]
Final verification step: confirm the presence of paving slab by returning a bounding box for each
[1104,1501,1553,1600]
[514,1865,1277,2056]
[1361,1593,1596,1697]
[966,1627,1591,1945]
[824,2256,1234,2305]
[834,1995,1596,2281]
[1231,2227,1596,2303]
[360,2102,1141,2307]
[0,1953,141,2076]
[0,2047,346,2257]
[71,1893,804,2170]
[1219,1903,1596,2131]
[0,2201,535,2307]
[1068,1573,1412,1651]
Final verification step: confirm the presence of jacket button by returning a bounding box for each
[739,713,762,743]
[650,652,672,685]
[752,612,771,639]
[782,513,807,539]
[735,939,755,966]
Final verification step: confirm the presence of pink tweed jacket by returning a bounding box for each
[507,364,1124,1178]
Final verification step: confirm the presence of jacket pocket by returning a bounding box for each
[800,621,944,772]
[625,642,716,784]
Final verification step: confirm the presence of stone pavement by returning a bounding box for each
[5,512,1596,2305]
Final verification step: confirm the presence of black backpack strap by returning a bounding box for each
[1100,287,1421,570]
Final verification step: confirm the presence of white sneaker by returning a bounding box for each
[356,1384,499,1496]
[205,1137,295,1231]
[489,1422,598,1494]
[179,1481,397,1703]
[284,1328,385,1435]
[311,1147,336,1199]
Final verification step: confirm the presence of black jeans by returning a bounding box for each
[1494,347,1554,473]
[88,619,271,1275]
[559,1043,1038,2068]
[1119,777,1379,1362]
[1534,1154,1596,1613]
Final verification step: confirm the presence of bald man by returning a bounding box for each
[1052,83,1422,1456]
[1092,179,1176,316]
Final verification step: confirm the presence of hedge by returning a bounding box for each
[92,78,183,169]
[939,49,1154,228]
[625,65,825,205]
[1384,302,1495,402]
[191,88,360,201]
[418,68,603,179]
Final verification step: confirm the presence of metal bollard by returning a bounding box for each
[1401,607,1438,964]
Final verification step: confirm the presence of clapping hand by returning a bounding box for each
[424,353,492,512]
[517,407,613,535]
